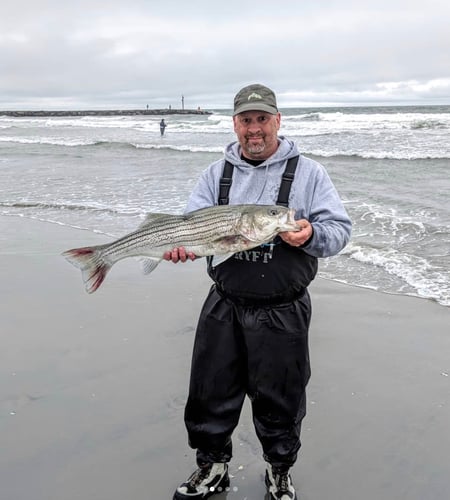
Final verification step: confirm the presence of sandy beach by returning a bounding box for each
[1,216,449,500]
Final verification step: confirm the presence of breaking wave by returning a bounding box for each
[411,119,447,129]
[1,134,447,159]
[0,200,145,217]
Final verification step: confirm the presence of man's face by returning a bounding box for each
[233,111,281,160]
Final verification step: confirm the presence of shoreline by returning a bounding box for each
[1,216,450,500]
[0,109,212,117]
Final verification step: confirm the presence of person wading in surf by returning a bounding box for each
[164,84,352,500]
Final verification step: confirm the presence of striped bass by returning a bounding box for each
[62,204,299,294]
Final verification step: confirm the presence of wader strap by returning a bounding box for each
[218,161,234,205]
[218,155,299,207]
[276,155,299,207]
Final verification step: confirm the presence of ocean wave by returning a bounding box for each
[339,242,449,306]
[78,140,223,153]
[2,133,448,159]
[0,136,98,147]
[134,143,224,153]
[0,135,224,153]
[284,111,450,135]
[302,149,450,160]
[349,202,449,244]
[411,119,447,129]
[0,200,145,217]
[0,136,152,149]
[36,115,233,134]
[297,112,322,122]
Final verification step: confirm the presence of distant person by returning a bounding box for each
[160,119,167,136]
[165,83,352,500]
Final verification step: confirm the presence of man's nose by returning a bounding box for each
[247,120,261,132]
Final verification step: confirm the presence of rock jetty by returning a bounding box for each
[1,109,212,117]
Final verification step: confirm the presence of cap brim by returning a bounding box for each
[233,103,278,116]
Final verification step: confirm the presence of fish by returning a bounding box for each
[62,204,299,294]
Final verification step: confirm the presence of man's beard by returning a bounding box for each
[245,136,266,155]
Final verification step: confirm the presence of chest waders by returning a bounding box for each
[185,156,314,471]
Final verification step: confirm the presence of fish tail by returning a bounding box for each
[62,246,111,294]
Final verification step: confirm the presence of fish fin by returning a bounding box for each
[211,253,235,267]
[138,212,170,229]
[62,246,111,294]
[140,257,161,275]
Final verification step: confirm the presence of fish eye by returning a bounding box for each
[268,208,279,216]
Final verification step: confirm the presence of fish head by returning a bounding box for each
[238,205,299,242]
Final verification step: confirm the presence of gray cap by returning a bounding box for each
[233,84,278,116]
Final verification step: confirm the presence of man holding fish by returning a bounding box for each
[167,84,352,500]
[63,84,351,500]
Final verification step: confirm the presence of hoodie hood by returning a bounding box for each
[215,136,300,205]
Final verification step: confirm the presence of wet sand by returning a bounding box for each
[1,217,449,500]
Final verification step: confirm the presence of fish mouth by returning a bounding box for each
[287,208,298,223]
[284,208,300,231]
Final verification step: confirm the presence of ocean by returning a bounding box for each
[1,105,449,307]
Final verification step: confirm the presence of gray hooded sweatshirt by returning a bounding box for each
[186,136,351,258]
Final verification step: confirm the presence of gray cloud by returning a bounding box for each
[1,0,449,109]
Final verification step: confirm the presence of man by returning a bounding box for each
[165,84,352,500]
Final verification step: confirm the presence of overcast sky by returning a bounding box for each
[1,0,449,109]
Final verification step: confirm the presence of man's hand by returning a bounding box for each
[163,247,197,263]
[279,219,313,247]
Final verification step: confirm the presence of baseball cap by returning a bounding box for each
[233,84,278,116]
